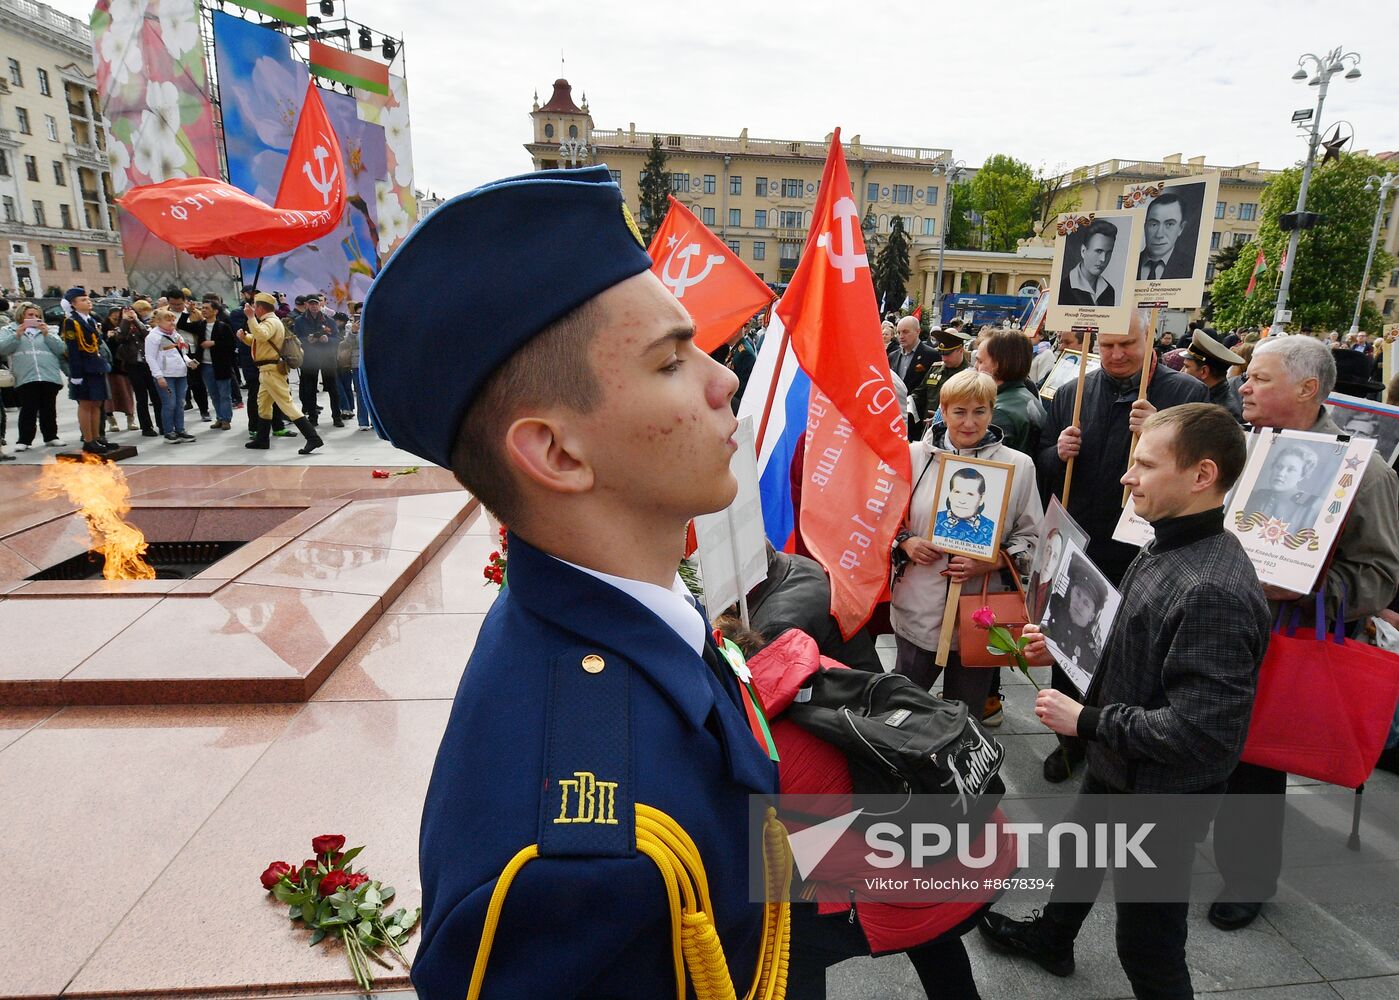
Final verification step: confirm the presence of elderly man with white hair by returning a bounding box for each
[1209,334,1399,933]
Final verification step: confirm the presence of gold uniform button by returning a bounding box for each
[581,654,606,674]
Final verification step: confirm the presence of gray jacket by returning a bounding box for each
[0,323,67,386]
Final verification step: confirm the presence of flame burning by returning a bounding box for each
[35,454,156,581]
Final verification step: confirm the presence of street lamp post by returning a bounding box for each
[1273,46,1362,334]
[932,158,966,325]
[1349,173,1398,335]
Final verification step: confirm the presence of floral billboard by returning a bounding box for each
[212,11,387,312]
[90,0,233,295]
[357,75,419,257]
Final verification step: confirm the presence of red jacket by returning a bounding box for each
[747,629,1017,954]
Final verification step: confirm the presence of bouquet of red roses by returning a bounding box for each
[260,834,420,991]
[482,524,508,589]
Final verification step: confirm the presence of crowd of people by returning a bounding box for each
[0,285,372,459]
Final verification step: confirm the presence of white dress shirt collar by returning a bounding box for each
[1069,265,1108,299]
[555,557,707,656]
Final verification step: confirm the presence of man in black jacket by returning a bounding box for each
[1035,321,1208,781]
[981,403,1271,1000]
[887,316,938,439]
[293,294,343,426]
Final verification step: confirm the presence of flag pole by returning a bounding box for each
[1060,330,1096,509]
[753,321,792,459]
[1122,307,1161,507]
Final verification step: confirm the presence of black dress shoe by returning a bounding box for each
[1042,744,1084,784]
[979,911,1075,977]
[1208,900,1262,930]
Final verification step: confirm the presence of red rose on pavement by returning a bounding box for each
[312,834,346,855]
[345,872,369,889]
[260,861,292,890]
[319,870,350,896]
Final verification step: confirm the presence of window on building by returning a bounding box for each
[702,206,715,225]
[778,209,803,229]
[32,201,45,226]
[1234,231,1251,246]
[1215,201,1226,219]
[922,218,936,236]
[543,123,554,139]
[24,155,38,182]
[755,177,768,197]
[16,108,30,134]
[726,239,740,255]
[0,150,7,176]
[754,209,766,227]
[753,240,765,261]
[97,248,109,272]
[41,244,54,269]
[69,247,81,270]
[1,196,15,222]
[1385,299,1396,317]
[44,115,57,141]
[867,181,879,203]
[1206,262,1216,282]
[37,69,50,96]
[703,174,716,194]
[1210,231,1221,250]
[729,208,740,227]
[53,160,64,185]
[1238,203,1257,222]
[60,204,72,228]
[608,169,621,185]
[730,176,742,195]
[568,124,578,139]
[1389,269,1399,288]
[879,214,889,232]
[781,177,803,198]
[779,241,800,262]
[926,185,938,207]
[670,174,690,193]
[6,59,20,88]
[892,184,913,204]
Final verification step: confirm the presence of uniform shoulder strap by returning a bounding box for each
[536,645,635,858]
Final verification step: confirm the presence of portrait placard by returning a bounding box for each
[1027,497,1090,624]
[927,452,1015,564]
[1046,209,1146,337]
[1022,287,1050,336]
[1226,429,1376,594]
[1327,393,1399,465]
[1038,541,1122,695]
[1121,173,1221,310]
[1040,350,1101,401]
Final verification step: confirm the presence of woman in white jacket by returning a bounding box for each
[891,368,1043,713]
[144,308,195,442]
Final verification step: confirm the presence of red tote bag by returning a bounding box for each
[1241,589,1399,788]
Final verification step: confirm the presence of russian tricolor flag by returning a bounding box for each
[737,311,809,553]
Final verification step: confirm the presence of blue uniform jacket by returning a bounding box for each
[413,533,780,999]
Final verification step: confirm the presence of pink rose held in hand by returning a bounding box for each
[971,606,997,629]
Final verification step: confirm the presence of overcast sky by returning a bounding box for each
[48,0,1399,195]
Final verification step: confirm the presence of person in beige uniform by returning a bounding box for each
[240,292,324,455]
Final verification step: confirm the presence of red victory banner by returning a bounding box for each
[118,81,346,259]
[777,128,912,635]
[647,196,776,353]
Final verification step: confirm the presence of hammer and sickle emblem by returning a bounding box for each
[661,241,725,299]
[816,196,869,284]
[302,134,339,206]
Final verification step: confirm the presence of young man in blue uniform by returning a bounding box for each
[358,166,785,999]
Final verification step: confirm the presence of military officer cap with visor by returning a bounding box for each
[933,325,973,353]
[1184,329,1245,375]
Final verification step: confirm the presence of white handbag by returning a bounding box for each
[0,367,14,389]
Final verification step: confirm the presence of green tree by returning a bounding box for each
[944,179,978,250]
[1212,154,1397,333]
[637,135,670,246]
[872,215,912,314]
[1032,166,1081,236]
[967,154,1038,253]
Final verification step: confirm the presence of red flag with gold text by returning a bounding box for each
[648,196,776,353]
[778,129,912,635]
[117,81,345,259]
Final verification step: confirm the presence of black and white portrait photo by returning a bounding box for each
[1122,173,1220,310]
[1241,439,1344,533]
[1328,394,1399,465]
[1046,209,1144,336]
[1038,542,1121,694]
[1027,498,1089,624]
[1057,217,1125,308]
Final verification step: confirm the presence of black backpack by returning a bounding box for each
[785,668,1005,812]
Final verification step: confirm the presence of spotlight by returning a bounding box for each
[319,0,334,14]
[306,14,320,26]
[358,26,372,50]
[381,37,396,60]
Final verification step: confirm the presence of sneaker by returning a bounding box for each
[0,453,13,462]
[164,433,180,443]
[357,425,372,432]
[979,911,1075,977]
[177,432,196,442]
[982,694,1004,728]
[44,438,66,447]
[14,443,29,452]
[273,428,295,438]
[234,402,245,410]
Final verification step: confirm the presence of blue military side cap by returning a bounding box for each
[357,165,652,470]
